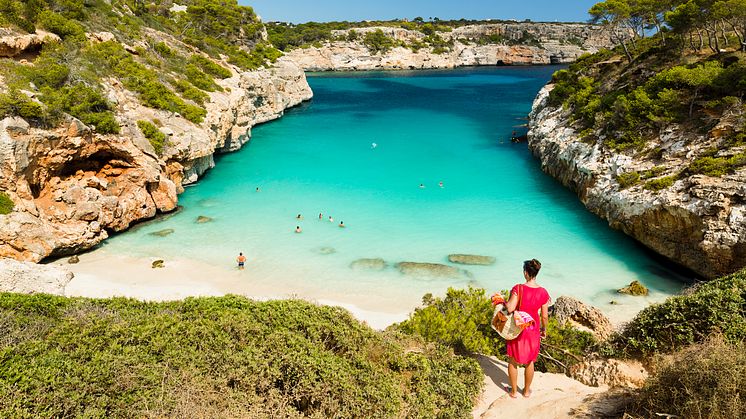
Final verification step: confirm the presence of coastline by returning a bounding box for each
[59,251,410,330]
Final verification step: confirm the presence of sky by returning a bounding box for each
[243,0,599,24]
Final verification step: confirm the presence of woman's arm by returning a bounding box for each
[540,303,549,338]
[505,289,519,313]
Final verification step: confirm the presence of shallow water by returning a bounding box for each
[99,66,686,319]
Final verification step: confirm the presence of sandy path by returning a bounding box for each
[472,355,607,419]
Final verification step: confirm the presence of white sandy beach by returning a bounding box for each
[60,250,411,330]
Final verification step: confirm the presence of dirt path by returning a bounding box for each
[472,355,608,418]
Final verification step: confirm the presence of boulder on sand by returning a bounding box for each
[448,254,495,266]
[396,262,468,279]
[151,259,165,268]
[350,258,387,271]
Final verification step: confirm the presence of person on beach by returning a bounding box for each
[295,226,302,233]
[504,259,550,399]
[339,221,345,228]
[237,252,247,270]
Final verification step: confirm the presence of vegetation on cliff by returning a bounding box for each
[0,0,281,132]
[548,0,746,190]
[0,294,481,418]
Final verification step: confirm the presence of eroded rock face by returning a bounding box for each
[285,23,614,71]
[0,48,312,262]
[550,296,613,340]
[0,30,60,58]
[527,85,746,279]
[0,258,73,295]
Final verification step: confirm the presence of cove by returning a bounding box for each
[88,66,685,321]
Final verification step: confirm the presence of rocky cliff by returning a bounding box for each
[527,85,746,279]
[285,23,614,71]
[0,34,312,262]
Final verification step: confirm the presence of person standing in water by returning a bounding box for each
[503,259,550,399]
[236,252,247,270]
[339,221,345,228]
[328,216,334,223]
[295,226,302,233]
[318,213,323,220]
[296,214,303,220]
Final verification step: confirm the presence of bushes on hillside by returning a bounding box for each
[627,336,745,419]
[396,287,595,373]
[613,270,746,357]
[0,192,14,215]
[364,29,396,54]
[189,54,232,79]
[0,294,482,418]
[137,120,165,155]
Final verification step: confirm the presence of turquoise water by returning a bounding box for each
[102,67,684,318]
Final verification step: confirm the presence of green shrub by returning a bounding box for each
[0,90,45,120]
[689,153,746,177]
[39,84,119,134]
[137,120,166,155]
[171,79,210,105]
[226,43,282,70]
[616,171,641,189]
[363,29,395,54]
[0,192,14,214]
[190,54,232,79]
[184,64,222,92]
[396,287,594,373]
[627,336,745,419]
[153,41,174,57]
[0,294,482,418]
[613,270,746,357]
[36,10,85,42]
[644,175,675,191]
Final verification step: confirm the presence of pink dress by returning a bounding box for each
[506,284,550,364]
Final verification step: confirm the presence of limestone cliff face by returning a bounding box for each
[285,23,613,71]
[0,56,312,262]
[527,85,746,279]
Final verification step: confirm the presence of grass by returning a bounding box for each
[0,294,482,418]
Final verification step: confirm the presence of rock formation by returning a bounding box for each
[448,254,496,265]
[285,23,615,71]
[396,261,470,279]
[0,258,73,295]
[528,85,746,279]
[550,296,613,340]
[569,358,648,389]
[0,29,60,58]
[0,32,312,262]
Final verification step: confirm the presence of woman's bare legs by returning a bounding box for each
[523,361,535,397]
[507,357,519,398]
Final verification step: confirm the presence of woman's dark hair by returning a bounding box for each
[523,259,542,278]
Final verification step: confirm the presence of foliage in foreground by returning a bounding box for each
[0,192,13,215]
[612,269,746,357]
[395,287,595,373]
[627,335,745,419]
[0,294,482,418]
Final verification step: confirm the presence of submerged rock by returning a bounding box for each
[149,228,175,237]
[350,258,387,271]
[67,255,80,264]
[152,259,165,269]
[448,254,496,266]
[617,280,649,296]
[396,262,468,279]
[195,215,213,224]
[315,247,336,255]
[550,296,613,340]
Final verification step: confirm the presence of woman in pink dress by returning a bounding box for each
[504,259,550,398]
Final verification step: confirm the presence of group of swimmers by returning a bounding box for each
[294,212,345,233]
[420,181,445,189]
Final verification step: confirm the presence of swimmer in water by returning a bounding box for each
[328,216,334,223]
[295,226,302,233]
[371,142,378,149]
[339,221,345,228]
[296,214,303,220]
[439,181,444,188]
[255,187,260,192]
[419,183,425,189]
[319,213,323,220]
